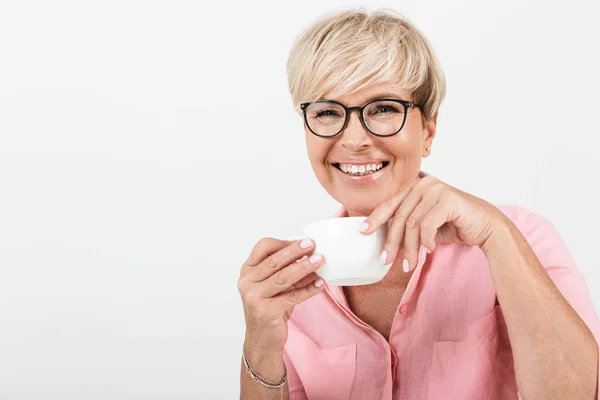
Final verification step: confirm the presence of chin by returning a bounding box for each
[336,193,390,217]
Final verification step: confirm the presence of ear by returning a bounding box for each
[422,112,438,158]
[424,112,438,145]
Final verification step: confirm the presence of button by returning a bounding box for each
[399,304,408,314]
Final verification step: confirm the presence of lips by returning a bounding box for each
[332,161,389,176]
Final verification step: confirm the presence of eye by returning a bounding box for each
[371,104,399,114]
[315,109,342,118]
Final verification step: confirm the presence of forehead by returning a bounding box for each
[323,84,412,106]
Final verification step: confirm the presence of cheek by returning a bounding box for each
[391,123,424,156]
[378,136,418,162]
[305,132,331,166]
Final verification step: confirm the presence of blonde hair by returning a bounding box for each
[287,8,446,123]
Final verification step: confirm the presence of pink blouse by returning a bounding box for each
[283,205,600,399]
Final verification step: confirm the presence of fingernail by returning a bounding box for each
[360,222,369,233]
[300,238,312,249]
[380,250,388,265]
[315,278,324,287]
[402,259,410,272]
[309,254,322,264]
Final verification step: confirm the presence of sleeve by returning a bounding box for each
[519,211,600,398]
[283,348,309,400]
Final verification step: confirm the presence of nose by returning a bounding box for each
[338,109,373,151]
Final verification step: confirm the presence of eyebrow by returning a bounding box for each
[324,93,407,105]
[363,93,405,102]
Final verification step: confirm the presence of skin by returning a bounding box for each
[305,85,433,218]
[239,84,598,399]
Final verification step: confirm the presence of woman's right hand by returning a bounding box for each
[238,237,326,355]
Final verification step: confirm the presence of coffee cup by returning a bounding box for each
[290,216,390,286]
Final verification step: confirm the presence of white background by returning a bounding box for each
[0,0,599,398]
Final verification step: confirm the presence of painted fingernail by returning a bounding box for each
[360,222,369,233]
[402,259,410,272]
[300,238,313,249]
[315,278,325,287]
[309,254,322,264]
[380,250,388,265]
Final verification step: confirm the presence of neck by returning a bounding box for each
[378,253,413,287]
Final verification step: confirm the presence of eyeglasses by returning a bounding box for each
[300,98,421,138]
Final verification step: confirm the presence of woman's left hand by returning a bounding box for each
[359,175,507,271]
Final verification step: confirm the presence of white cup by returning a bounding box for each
[290,216,391,286]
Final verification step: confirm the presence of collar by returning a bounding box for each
[325,245,429,307]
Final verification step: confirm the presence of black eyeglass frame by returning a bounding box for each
[300,98,421,138]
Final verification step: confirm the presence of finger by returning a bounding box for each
[403,196,439,271]
[251,238,316,282]
[362,184,414,235]
[364,176,437,236]
[383,188,423,264]
[420,201,457,253]
[259,253,325,298]
[245,237,290,266]
[280,272,319,294]
[269,276,326,313]
[384,181,442,264]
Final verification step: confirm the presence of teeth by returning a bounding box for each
[338,163,385,176]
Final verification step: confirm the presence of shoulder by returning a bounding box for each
[494,204,575,268]
[495,204,534,226]
[495,204,557,235]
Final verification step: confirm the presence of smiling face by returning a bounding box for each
[305,84,437,216]
[288,10,446,215]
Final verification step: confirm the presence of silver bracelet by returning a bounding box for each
[242,350,287,389]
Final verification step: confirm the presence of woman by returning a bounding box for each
[238,8,599,400]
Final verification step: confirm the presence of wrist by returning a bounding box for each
[480,214,515,256]
[243,340,286,382]
[244,332,285,357]
[244,341,284,365]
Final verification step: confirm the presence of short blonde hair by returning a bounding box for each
[287,8,446,123]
